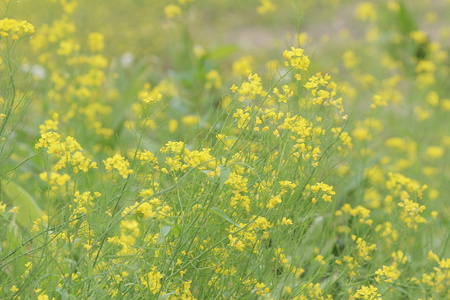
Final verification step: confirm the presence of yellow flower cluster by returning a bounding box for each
[35,132,97,173]
[375,222,398,243]
[231,72,266,101]
[88,32,104,53]
[138,83,162,104]
[0,18,35,39]
[122,197,171,220]
[307,182,336,203]
[353,285,381,300]
[304,72,344,113]
[103,154,134,178]
[283,47,310,70]
[35,115,97,190]
[168,280,196,300]
[232,55,253,76]
[352,235,377,261]
[205,70,222,90]
[257,0,276,15]
[164,4,182,19]
[397,191,427,229]
[355,2,377,22]
[38,172,71,190]
[140,267,163,294]
[159,141,219,177]
[375,265,401,283]
[336,204,372,225]
[136,149,158,165]
[291,283,332,300]
[273,85,294,103]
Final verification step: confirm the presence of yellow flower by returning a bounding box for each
[8,206,19,214]
[232,56,253,76]
[257,0,276,15]
[182,115,199,126]
[164,5,182,19]
[169,119,178,133]
[281,217,293,226]
[355,2,377,22]
[431,211,438,219]
[88,32,105,53]
[10,285,19,293]
[205,70,222,90]
[425,146,444,160]
[410,31,428,44]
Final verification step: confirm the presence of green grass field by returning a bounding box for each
[1,0,449,299]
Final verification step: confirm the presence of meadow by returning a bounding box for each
[0,0,449,299]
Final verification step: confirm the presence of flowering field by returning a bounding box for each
[1,0,449,299]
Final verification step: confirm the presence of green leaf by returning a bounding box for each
[159,292,176,300]
[2,180,42,229]
[209,207,240,228]
[85,257,95,278]
[157,225,182,244]
[219,165,231,189]
[394,286,413,298]
[171,225,182,237]
[55,287,70,300]
[396,2,418,34]
[157,225,173,244]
